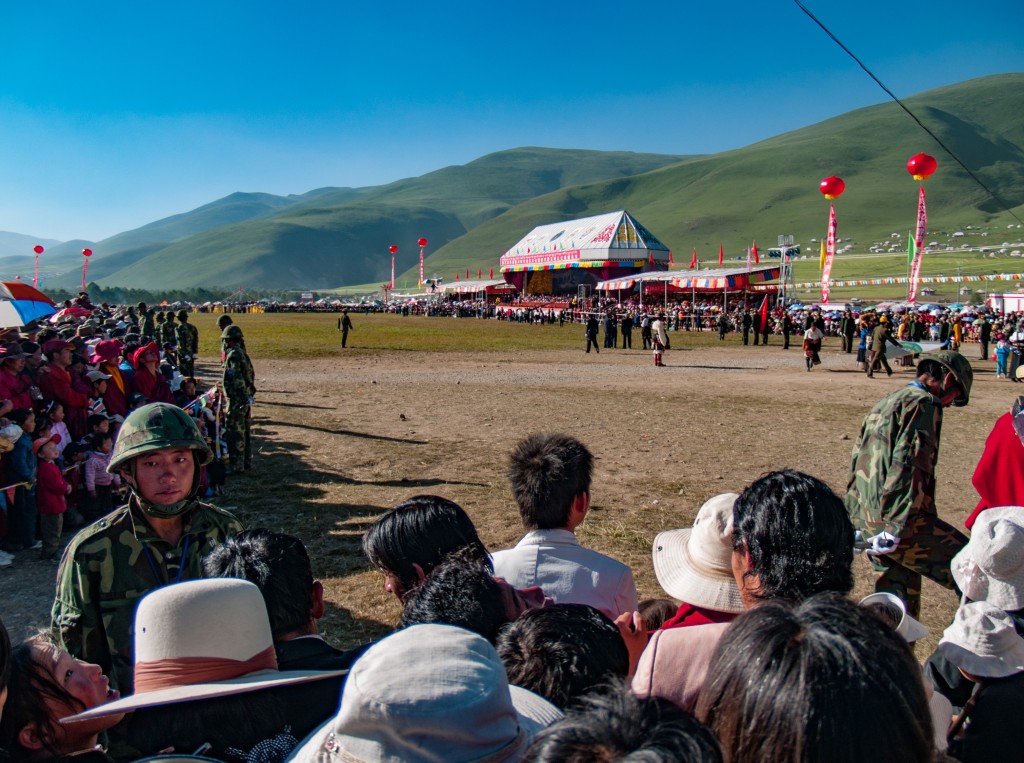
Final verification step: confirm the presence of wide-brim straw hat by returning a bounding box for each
[938,601,1024,679]
[952,506,1024,610]
[290,623,561,763]
[652,493,744,614]
[63,578,344,723]
[859,592,929,643]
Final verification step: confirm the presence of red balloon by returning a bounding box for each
[82,248,93,257]
[907,153,937,181]
[388,245,398,254]
[819,176,846,200]
[33,245,44,254]
[417,237,428,247]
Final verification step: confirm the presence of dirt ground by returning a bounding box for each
[0,335,1010,659]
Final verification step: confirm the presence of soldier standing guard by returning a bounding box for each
[844,350,973,618]
[221,325,255,473]
[175,309,199,376]
[139,305,156,342]
[51,403,242,693]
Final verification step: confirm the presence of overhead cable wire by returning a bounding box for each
[794,0,1024,227]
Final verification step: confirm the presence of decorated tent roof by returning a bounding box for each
[440,278,510,294]
[500,211,670,273]
[595,265,780,292]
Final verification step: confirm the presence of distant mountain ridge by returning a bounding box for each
[16,73,1024,291]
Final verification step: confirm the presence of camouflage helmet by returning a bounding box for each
[176,309,189,321]
[221,324,244,341]
[917,350,973,407]
[109,402,213,473]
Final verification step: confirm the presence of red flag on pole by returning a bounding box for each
[752,242,759,265]
[455,272,460,280]
[908,186,928,303]
[478,268,482,279]
[649,251,654,265]
[489,267,493,279]
[822,204,838,305]
[758,295,770,334]
[718,244,723,266]
[689,249,697,269]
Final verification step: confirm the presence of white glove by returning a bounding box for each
[865,531,900,556]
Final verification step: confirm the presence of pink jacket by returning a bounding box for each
[631,622,730,713]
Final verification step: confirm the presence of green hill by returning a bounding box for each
[414,73,1024,283]
[88,148,687,289]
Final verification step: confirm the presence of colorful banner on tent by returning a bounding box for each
[390,256,395,288]
[908,186,927,303]
[821,204,837,305]
[419,249,424,286]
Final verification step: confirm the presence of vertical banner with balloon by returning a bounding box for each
[417,238,428,286]
[819,176,846,306]
[32,245,43,288]
[388,245,398,288]
[81,248,93,290]
[906,153,937,304]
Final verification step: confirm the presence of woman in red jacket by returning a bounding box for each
[130,341,174,404]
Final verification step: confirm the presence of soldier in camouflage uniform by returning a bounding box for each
[221,325,254,472]
[175,309,199,377]
[844,350,973,617]
[51,403,242,693]
[161,310,177,350]
[139,306,155,342]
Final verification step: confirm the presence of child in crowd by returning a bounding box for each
[62,443,89,522]
[83,432,120,521]
[81,414,109,447]
[5,409,37,552]
[0,632,123,761]
[45,401,71,462]
[995,334,1011,379]
[69,354,92,398]
[34,434,70,561]
[86,370,111,417]
[125,391,147,414]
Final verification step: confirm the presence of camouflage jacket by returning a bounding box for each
[175,321,198,356]
[140,312,155,340]
[222,346,254,409]
[845,383,943,537]
[160,320,177,347]
[51,499,243,693]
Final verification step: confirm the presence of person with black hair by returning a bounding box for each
[524,682,722,763]
[492,433,638,620]
[399,552,510,644]
[731,469,854,606]
[496,604,629,710]
[696,594,936,763]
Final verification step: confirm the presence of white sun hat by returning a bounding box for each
[938,601,1024,679]
[952,506,1024,610]
[859,592,929,643]
[652,493,744,614]
[290,623,561,763]
[63,578,344,723]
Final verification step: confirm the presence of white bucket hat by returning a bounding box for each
[63,578,344,723]
[952,506,1024,610]
[859,592,929,643]
[652,493,744,614]
[290,624,562,763]
[938,601,1024,678]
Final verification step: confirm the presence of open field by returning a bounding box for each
[0,313,1014,659]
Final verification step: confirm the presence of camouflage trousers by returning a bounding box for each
[870,511,968,618]
[177,354,195,377]
[225,405,251,471]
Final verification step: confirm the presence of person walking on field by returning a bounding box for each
[803,323,823,371]
[866,315,901,378]
[845,350,973,618]
[652,314,668,367]
[585,314,600,354]
[339,310,354,348]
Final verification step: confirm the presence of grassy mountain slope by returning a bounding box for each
[95,149,686,289]
[410,74,1024,283]
[0,232,62,260]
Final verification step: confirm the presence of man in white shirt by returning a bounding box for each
[491,433,638,620]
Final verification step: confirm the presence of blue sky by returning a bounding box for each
[1,1,1021,242]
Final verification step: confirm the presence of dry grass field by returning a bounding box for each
[0,313,1012,660]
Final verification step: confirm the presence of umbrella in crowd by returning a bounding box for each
[49,306,90,323]
[0,281,57,328]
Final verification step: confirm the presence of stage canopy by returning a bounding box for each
[595,265,781,292]
[499,210,670,274]
[439,278,512,295]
